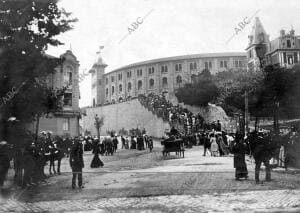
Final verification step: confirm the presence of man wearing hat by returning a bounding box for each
[69,139,84,189]
[253,132,272,184]
[0,141,10,193]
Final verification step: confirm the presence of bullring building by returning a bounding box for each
[89,52,247,106]
[90,17,300,107]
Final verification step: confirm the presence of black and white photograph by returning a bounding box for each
[0,0,300,212]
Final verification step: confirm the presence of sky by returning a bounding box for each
[46,0,300,107]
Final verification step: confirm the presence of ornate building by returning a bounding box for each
[30,50,81,137]
[246,17,300,70]
[90,52,247,106]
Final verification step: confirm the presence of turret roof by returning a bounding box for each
[246,17,269,49]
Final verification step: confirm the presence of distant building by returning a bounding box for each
[246,17,300,70]
[266,28,300,68]
[90,52,247,106]
[29,50,81,137]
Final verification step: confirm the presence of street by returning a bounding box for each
[1,142,300,212]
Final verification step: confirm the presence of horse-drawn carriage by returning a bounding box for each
[161,137,185,158]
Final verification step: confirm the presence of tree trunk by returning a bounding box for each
[96,126,100,139]
[255,116,259,131]
[35,114,40,142]
[273,101,279,134]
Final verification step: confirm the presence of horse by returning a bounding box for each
[247,131,281,165]
[44,147,65,175]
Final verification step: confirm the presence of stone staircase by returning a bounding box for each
[138,96,187,134]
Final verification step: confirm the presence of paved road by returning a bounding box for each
[1,190,300,212]
[1,145,300,212]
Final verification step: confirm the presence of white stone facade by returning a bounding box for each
[90,52,247,106]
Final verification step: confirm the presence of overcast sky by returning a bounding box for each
[46,0,300,107]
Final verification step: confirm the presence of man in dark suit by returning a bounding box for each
[253,133,272,184]
[69,139,84,189]
[216,120,222,131]
[112,136,118,152]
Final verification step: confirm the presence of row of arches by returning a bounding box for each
[105,76,183,96]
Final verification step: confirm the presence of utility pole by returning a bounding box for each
[245,90,249,135]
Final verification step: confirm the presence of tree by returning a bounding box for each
[215,69,264,116]
[0,0,77,144]
[217,65,299,132]
[175,69,219,107]
[255,65,294,132]
[283,65,300,118]
[94,114,104,139]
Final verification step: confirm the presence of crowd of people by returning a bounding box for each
[138,93,224,135]
[164,123,300,183]
[82,134,154,154]
[138,93,203,133]
[1,121,299,191]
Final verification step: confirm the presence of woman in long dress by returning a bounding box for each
[125,137,129,149]
[90,142,104,168]
[210,134,219,157]
[218,134,230,156]
[232,134,248,180]
[130,136,137,149]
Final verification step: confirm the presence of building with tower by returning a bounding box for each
[246,17,300,70]
[246,17,270,71]
[89,46,107,107]
[29,50,81,137]
[89,51,247,106]
[88,17,300,107]
[265,28,300,68]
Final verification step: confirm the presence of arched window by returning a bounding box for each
[190,63,193,70]
[128,82,132,92]
[175,64,179,71]
[119,84,122,92]
[176,75,182,84]
[138,80,143,90]
[162,77,168,87]
[106,88,108,96]
[112,86,115,95]
[149,79,154,88]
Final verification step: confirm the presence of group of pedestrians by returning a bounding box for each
[197,128,273,183]
[126,135,153,151]
[68,134,155,189]
[202,131,231,157]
